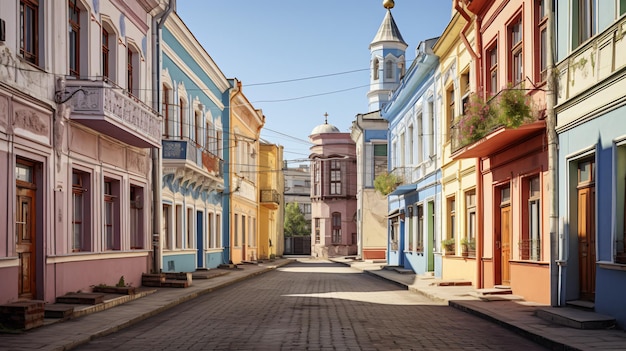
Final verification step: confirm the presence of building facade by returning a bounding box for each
[383,39,441,275]
[554,0,626,324]
[258,141,284,260]
[350,111,388,260]
[229,80,264,264]
[452,0,552,303]
[432,8,478,283]
[309,119,357,258]
[1,0,166,303]
[160,11,230,272]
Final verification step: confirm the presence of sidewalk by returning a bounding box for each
[0,258,293,351]
[332,257,626,351]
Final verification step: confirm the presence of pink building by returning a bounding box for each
[309,118,357,258]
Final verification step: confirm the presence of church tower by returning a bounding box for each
[368,0,407,112]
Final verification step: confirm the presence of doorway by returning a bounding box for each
[577,158,596,301]
[16,159,38,300]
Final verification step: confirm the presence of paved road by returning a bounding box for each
[77,259,546,350]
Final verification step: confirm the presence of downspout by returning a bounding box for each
[151,0,175,273]
[455,0,483,288]
[546,0,560,306]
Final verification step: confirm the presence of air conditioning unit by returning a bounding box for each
[0,19,5,42]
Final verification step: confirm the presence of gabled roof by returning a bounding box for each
[370,10,407,46]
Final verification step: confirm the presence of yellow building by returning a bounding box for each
[258,142,285,260]
[433,9,478,284]
[229,80,265,263]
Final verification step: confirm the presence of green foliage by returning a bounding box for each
[284,202,310,237]
[495,87,534,129]
[442,238,455,250]
[116,276,125,287]
[374,172,402,195]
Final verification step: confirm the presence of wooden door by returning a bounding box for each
[16,186,36,299]
[578,186,596,300]
[501,205,511,286]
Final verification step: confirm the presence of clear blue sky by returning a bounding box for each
[176,0,452,164]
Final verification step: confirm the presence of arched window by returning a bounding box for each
[101,19,117,83]
[332,212,342,244]
[385,60,393,79]
[373,58,379,80]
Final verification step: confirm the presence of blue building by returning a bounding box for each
[382,38,441,275]
[159,12,231,271]
[554,1,626,325]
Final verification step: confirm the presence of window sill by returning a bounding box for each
[598,261,626,271]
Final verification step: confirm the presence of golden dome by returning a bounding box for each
[383,0,395,9]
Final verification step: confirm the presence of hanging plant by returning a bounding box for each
[495,86,534,128]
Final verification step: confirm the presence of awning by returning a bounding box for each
[389,184,416,196]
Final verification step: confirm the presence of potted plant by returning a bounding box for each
[461,238,476,257]
[442,238,455,255]
[92,276,136,295]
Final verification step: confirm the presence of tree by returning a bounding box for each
[284,202,310,237]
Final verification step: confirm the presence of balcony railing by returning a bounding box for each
[390,166,412,185]
[65,78,161,148]
[163,139,223,177]
[260,189,280,204]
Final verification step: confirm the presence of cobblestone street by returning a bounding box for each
[77,260,546,350]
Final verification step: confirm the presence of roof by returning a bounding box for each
[371,10,407,46]
[310,123,340,135]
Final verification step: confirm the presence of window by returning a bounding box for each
[408,206,414,251]
[428,101,435,156]
[509,17,523,85]
[574,0,596,48]
[175,204,183,249]
[446,85,455,140]
[216,130,223,158]
[448,197,456,240]
[208,213,215,248]
[374,143,388,180]
[206,121,215,154]
[616,145,626,263]
[391,217,399,251]
[332,212,342,244]
[102,28,110,79]
[215,213,221,248]
[385,60,393,79]
[416,114,423,164]
[104,179,120,250]
[537,0,549,82]
[621,0,626,16]
[460,71,471,115]
[194,110,202,147]
[250,217,256,247]
[68,0,81,77]
[20,0,39,65]
[242,215,246,247]
[313,161,321,196]
[127,47,140,97]
[130,185,144,250]
[186,208,193,249]
[234,214,239,246]
[72,170,91,252]
[162,204,171,250]
[417,205,424,252]
[408,125,414,165]
[466,190,476,257]
[179,98,185,139]
[330,160,341,195]
[399,132,405,167]
[521,176,541,260]
[488,44,498,96]
[315,218,321,244]
[373,58,379,80]
[163,85,171,138]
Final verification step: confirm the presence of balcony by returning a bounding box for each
[162,139,223,177]
[260,189,280,209]
[451,89,545,159]
[65,79,161,148]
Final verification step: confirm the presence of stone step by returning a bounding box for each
[44,304,74,319]
[56,293,104,305]
[535,307,615,329]
[192,270,230,280]
[431,280,472,286]
[0,301,45,330]
[566,299,595,311]
[475,288,512,296]
[160,280,189,288]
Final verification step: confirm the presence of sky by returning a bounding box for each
[176,0,453,165]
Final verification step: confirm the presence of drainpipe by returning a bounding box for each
[546,0,560,307]
[454,0,482,93]
[151,0,175,273]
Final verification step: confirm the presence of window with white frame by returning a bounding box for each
[417,204,424,252]
[315,218,321,244]
[130,185,144,250]
[408,206,414,251]
[215,213,222,248]
[537,0,548,82]
[175,204,183,249]
[208,212,215,248]
[104,178,120,250]
[329,160,342,195]
[466,190,476,257]
[332,212,342,244]
[162,204,171,250]
[373,58,380,80]
[127,44,140,97]
[574,0,597,49]
[408,125,414,165]
[72,170,91,252]
[186,207,193,249]
[416,113,423,164]
[487,43,498,96]
[428,100,435,156]
[242,215,246,247]
[385,60,393,79]
[20,0,40,66]
[521,176,541,261]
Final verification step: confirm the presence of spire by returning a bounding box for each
[370,5,407,47]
